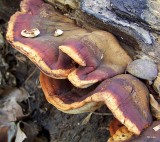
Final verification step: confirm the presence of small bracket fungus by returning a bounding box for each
[109,118,123,137]
[54,29,63,37]
[59,31,132,88]
[21,28,40,38]
[108,126,134,142]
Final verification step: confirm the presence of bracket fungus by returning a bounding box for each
[6,0,132,82]
[59,31,132,88]
[108,125,134,142]
[6,0,154,140]
[40,73,152,134]
[6,0,87,79]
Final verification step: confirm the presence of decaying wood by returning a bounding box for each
[45,0,160,64]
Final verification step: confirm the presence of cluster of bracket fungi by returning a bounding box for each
[6,0,160,141]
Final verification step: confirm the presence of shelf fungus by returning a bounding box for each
[108,126,134,142]
[40,73,152,134]
[109,118,123,137]
[6,0,154,140]
[108,118,134,141]
[6,0,87,79]
[59,31,132,88]
[6,0,131,81]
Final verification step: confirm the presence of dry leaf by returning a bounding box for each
[153,73,160,96]
[7,122,17,142]
[0,123,17,142]
[15,122,27,142]
[150,94,160,119]
[0,88,29,121]
[81,112,93,125]
[153,124,160,131]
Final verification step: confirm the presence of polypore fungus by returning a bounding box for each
[6,0,87,79]
[40,73,152,134]
[6,0,132,83]
[108,126,134,142]
[109,118,123,137]
[108,118,134,142]
[60,31,132,88]
[6,0,153,139]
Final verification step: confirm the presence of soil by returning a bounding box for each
[0,12,112,142]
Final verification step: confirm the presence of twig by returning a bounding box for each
[24,67,37,84]
[92,112,113,116]
[81,112,93,125]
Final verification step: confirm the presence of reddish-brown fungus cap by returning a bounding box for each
[39,72,103,113]
[93,74,152,134]
[7,0,132,82]
[40,72,152,134]
[60,31,132,88]
[6,0,89,79]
